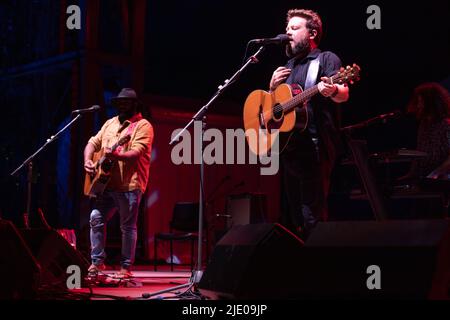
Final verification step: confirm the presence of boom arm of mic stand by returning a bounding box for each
[342,113,399,133]
[10,114,83,229]
[10,114,83,176]
[341,121,368,133]
[169,46,265,146]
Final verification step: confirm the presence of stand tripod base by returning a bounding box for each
[141,281,192,299]
[192,270,203,284]
[141,270,204,300]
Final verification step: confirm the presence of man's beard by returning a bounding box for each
[118,107,136,123]
[286,38,311,59]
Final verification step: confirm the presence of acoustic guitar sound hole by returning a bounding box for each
[272,104,284,122]
[102,160,113,172]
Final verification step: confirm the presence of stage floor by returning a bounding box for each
[69,265,197,300]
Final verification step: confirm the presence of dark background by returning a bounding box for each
[144,0,450,157]
[0,0,449,229]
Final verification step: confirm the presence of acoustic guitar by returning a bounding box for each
[83,134,131,198]
[243,64,360,156]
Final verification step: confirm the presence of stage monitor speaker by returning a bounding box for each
[0,220,40,299]
[298,220,450,299]
[226,193,267,229]
[198,220,450,299]
[198,223,304,299]
[20,229,89,287]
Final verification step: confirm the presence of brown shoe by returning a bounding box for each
[87,263,106,277]
[113,268,133,279]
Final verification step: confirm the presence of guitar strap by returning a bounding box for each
[305,55,321,90]
[116,113,143,153]
[294,53,321,132]
[301,54,322,157]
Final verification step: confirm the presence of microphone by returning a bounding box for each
[249,34,291,45]
[365,110,402,127]
[72,105,101,114]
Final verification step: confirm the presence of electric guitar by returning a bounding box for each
[243,64,361,156]
[83,134,131,198]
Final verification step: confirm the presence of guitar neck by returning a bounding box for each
[282,85,319,113]
[110,141,121,152]
[97,137,128,166]
[280,72,341,113]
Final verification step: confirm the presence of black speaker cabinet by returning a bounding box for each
[0,220,40,299]
[300,220,450,299]
[20,229,89,287]
[198,223,304,299]
[198,220,450,299]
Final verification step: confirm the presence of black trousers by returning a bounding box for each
[280,131,333,239]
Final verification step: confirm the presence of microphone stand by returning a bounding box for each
[340,114,392,221]
[142,46,265,300]
[341,111,401,133]
[10,114,83,228]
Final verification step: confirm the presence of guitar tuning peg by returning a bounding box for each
[346,66,350,70]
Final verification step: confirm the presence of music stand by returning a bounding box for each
[141,46,266,299]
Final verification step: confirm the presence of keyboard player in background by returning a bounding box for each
[398,82,450,183]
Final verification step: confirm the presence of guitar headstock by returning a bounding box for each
[332,63,361,85]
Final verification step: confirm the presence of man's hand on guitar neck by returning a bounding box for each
[318,76,338,97]
[318,76,349,103]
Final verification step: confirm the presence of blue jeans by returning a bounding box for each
[90,190,142,269]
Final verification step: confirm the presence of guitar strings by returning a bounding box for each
[271,86,317,114]
[270,72,343,114]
